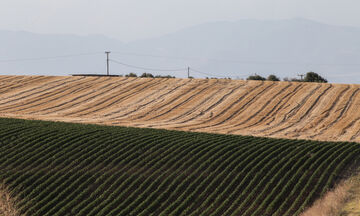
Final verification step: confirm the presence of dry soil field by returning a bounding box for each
[0,75,360,142]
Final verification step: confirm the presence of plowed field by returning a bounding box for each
[1,75,360,142]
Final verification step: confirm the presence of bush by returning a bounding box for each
[247,74,266,81]
[267,75,280,81]
[155,75,176,78]
[125,73,137,77]
[304,72,328,83]
[140,73,154,78]
[284,72,328,83]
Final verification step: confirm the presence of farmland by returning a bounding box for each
[0,75,360,142]
[0,118,359,216]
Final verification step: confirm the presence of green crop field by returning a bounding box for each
[0,118,359,216]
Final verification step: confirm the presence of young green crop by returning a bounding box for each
[0,118,359,216]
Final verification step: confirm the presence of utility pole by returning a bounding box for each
[105,51,111,76]
[187,67,190,78]
[298,74,305,81]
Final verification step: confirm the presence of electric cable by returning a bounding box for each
[189,67,248,79]
[0,52,103,63]
[109,59,186,72]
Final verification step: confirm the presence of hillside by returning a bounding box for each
[0,118,359,216]
[0,75,360,142]
[2,19,360,83]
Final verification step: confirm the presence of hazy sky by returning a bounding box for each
[1,0,360,41]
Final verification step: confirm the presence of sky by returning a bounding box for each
[1,0,360,41]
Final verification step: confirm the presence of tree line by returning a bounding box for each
[125,72,175,78]
[247,72,328,83]
[121,71,328,83]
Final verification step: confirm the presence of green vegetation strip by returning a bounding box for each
[0,118,359,216]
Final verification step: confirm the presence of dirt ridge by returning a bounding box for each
[0,75,360,142]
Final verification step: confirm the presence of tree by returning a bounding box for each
[247,74,266,81]
[267,74,280,81]
[304,72,328,83]
[125,73,137,77]
[155,75,175,78]
[140,73,154,78]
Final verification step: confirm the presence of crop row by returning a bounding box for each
[0,118,359,216]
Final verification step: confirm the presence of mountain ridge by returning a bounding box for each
[1,18,360,83]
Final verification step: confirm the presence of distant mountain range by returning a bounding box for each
[1,18,360,83]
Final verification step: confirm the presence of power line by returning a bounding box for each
[190,67,248,79]
[0,52,103,63]
[1,50,359,79]
[110,51,360,66]
[111,51,190,61]
[109,59,186,72]
[190,68,228,78]
[297,74,305,81]
[110,58,243,78]
[2,50,360,67]
[1,49,360,67]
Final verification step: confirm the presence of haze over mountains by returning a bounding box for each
[1,18,360,83]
